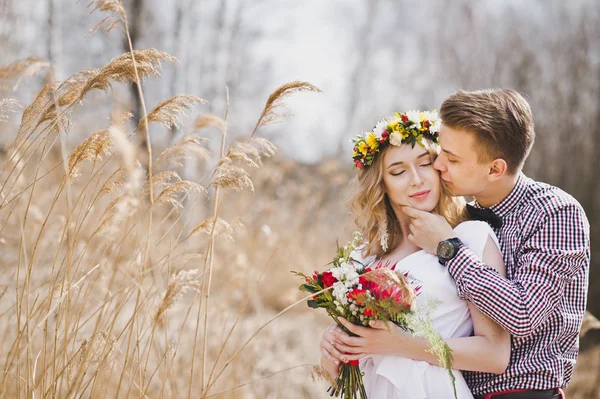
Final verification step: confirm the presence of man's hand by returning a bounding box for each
[329,318,413,361]
[402,207,455,254]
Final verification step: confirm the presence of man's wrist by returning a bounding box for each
[436,237,464,265]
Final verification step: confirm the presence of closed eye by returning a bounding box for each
[420,162,432,167]
[391,170,405,176]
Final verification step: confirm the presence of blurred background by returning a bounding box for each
[1,0,599,397]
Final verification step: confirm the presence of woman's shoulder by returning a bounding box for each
[453,220,494,235]
[453,220,499,260]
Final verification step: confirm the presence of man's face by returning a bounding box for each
[433,124,493,197]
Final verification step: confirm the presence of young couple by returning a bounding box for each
[319,89,590,399]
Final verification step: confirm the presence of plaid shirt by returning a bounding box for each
[446,173,590,394]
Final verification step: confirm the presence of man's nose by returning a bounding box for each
[434,157,446,172]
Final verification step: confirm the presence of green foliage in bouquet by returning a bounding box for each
[294,232,457,399]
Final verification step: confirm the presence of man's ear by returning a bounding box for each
[488,158,508,181]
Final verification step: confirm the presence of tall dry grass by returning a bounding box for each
[0,1,344,398]
[2,2,597,398]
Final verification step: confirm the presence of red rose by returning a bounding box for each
[321,271,337,287]
[381,130,389,138]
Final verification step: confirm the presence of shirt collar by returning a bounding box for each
[474,172,529,218]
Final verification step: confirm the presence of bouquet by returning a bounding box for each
[294,232,456,399]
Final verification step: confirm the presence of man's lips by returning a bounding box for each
[409,190,430,200]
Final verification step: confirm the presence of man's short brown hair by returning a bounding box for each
[439,89,535,175]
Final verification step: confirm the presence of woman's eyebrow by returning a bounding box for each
[387,152,429,169]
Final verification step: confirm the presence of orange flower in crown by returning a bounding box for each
[352,110,441,168]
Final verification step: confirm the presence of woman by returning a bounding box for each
[319,111,510,398]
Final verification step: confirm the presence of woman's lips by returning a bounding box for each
[410,190,430,200]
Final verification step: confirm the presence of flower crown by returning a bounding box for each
[352,110,441,168]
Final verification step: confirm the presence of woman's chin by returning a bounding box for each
[409,200,436,213]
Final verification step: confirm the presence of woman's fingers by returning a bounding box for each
[321,347,339,364]
[320,336,344,361]
[331,340,363,354]
[322,329,336,343]
[331,330,360,346]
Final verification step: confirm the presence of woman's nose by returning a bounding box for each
[410,169,424,186]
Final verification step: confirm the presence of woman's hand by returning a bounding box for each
[319,324,343,381]
[330,318,413,361]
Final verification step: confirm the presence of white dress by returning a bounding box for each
[358,221,499,399]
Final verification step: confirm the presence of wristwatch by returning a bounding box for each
[436,237,463,266]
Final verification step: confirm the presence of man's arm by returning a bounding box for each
[446,204,590,338]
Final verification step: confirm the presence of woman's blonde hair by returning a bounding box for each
[347,140,468,258]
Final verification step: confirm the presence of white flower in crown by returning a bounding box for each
[426,110,439,121]
[405,110,422,129]
[430,117,441,134]
[389,132,403,146]
[372,118,390,136]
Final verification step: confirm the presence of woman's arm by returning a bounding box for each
[398,236,510,373]
[330,236,511,374]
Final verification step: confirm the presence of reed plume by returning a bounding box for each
[0,57,50,89]
[251,81,321,137]
[67,128,113,178]
[137,95,206,131]
[154,269,202,327]
[86,0,127,34]
[79,49,177,98]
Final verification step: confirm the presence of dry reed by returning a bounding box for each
[0,11,328,396]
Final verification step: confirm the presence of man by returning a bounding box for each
[403,89,590,398]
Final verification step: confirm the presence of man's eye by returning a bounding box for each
[448,159,458,163]
[420,162,432,167]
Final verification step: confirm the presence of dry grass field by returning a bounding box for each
[1,1,598,398]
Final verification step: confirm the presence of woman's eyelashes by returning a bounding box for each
[390,162,431,176]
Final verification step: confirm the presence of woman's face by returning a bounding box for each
[381,144,441,213]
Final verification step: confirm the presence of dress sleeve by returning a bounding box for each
[453,221,499,260]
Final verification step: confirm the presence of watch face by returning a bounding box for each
[439,242,454,259]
